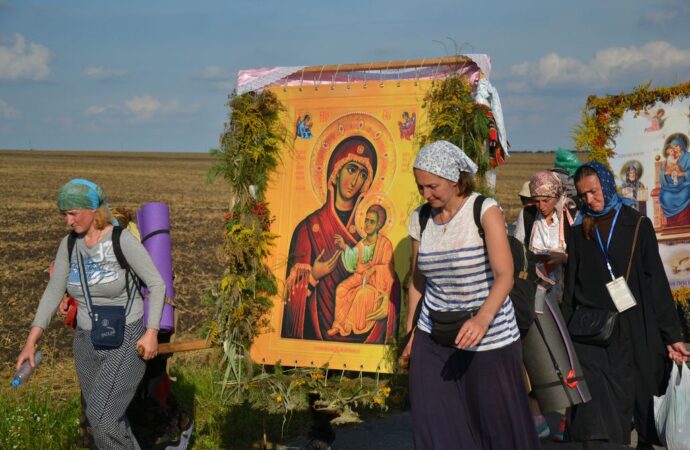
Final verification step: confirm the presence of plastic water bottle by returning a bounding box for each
[11,351,43,388]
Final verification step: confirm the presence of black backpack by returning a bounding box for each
[418,196,538,333]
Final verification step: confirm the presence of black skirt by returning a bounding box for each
[409,330,541,450]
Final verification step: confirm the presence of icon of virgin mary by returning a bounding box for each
[281,136,400,343]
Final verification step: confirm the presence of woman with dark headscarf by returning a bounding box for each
[16,179,165,449]
[401,140,540,449]
[564,162,688,449]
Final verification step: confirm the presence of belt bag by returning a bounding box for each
[429,309,477,347]
[90,304,126,349]
[567,307,618,347]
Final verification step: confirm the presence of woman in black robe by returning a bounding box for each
[563,162,688,449]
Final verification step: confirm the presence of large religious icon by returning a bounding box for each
[240,56,505,372]
[609,95,690,340]
[611,98,690,233]
[281,132,401,344]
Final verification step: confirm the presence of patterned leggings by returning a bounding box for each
[73,320,146,450]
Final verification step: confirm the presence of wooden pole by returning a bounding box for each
[137,339,212,357]
[158,339,211,354]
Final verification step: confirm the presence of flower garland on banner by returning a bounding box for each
[573,80,690,163]
[417,76,492,190]
[206,90,393,430]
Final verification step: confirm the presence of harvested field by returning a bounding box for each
[0,150,553,365]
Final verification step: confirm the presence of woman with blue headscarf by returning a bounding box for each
[564,163,688,449]
[16,179,165,449]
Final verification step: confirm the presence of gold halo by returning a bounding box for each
[619,159,644,180]
[353,194,396,239]
[309,112,397,204]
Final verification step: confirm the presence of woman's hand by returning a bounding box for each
[16,327,43,370]
[667,342,690,364]
[16,345,37,371]
[136,329,159,360]
[57,294,71,317]
[455,313,491,349]
[398,329,415,371]
[547,250,568,267]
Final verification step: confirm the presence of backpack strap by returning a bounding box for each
[473,195,487,242]
[67,231,78,263]
[111,226,129,270]
[418,203,432,236]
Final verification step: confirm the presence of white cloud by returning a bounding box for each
[510,41,690,89]
[0,34,52,81]
[0,99,19,119]
[83,66,130,81]
[124,95,161,121]
[86,95,201,122]
[194,65,231,81]
[84,104,115,116]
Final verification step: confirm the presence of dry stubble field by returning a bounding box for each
[0,150,554,366]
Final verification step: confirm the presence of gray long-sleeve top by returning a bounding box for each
[32,228,165,331]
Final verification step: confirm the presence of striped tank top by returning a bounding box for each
[408,193,520,351]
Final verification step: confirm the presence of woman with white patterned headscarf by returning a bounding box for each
[401,140,540,449]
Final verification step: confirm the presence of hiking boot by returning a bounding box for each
[552,415,567,442]
[534,415,550,439]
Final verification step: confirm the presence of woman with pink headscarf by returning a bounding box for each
[514,170,575,440]
[515,171,574,305]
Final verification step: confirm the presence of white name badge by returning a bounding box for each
[606,277,637,312]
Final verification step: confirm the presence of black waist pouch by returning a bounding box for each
[90,304,126,350]
[429,309,477,347]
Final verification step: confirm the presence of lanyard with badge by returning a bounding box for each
[594,207,637,312]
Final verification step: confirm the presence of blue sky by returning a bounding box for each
[1,0,689,152]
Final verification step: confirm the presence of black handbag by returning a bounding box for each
[429,308,477,347]
[567,307,618,346]
[77,250,135,350]
[567,215,643,347]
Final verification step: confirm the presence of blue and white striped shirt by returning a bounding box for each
[408,193,520,351]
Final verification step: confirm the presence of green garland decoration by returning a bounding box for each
[417,76,492,189]
[207,90,392,431]
[573,80,690,163]
[206,74,506,432]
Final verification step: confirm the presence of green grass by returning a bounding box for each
[171,354,313,449]
[0,352,313,450]
[0,388,80,449]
